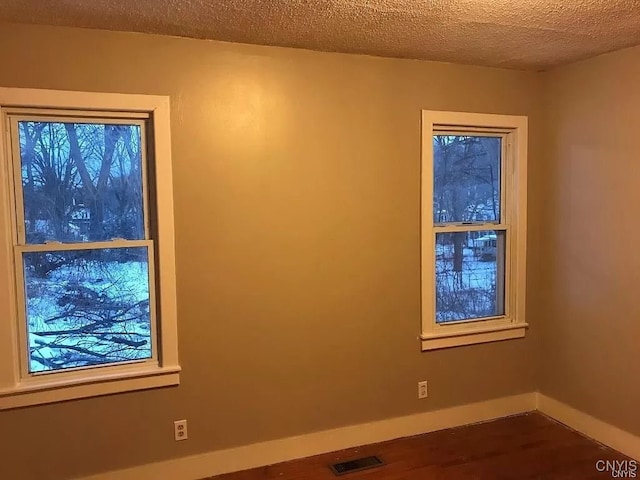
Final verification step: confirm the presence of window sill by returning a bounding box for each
[421,323,528,351]
[0,365,180,410]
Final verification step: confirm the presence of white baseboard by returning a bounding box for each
[81,392,536,480]
[82,392,639,480]
[537,393,640,461]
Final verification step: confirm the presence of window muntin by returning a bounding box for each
[8,113,157,376]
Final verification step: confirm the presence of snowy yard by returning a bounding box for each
[25,253,152,373]
[435,245,500,322]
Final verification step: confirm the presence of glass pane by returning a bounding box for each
[23,247,153,373]
[435,230,505,323]
[17,120,145,244]
[433,135,501,224]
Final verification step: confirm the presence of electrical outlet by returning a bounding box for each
[174,419,188,441]
[418,381,428,399]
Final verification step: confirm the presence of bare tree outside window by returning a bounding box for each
[19,121,145,245]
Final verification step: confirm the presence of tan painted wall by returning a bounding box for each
[0,24,543,480]
[540,45,640,436]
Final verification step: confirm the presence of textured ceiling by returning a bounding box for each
[1,0,639,70]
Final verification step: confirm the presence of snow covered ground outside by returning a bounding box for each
[25,256,152,373]
[435,245,499,322]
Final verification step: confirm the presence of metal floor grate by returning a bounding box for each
[329,455,384,476]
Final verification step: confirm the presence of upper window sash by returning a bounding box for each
[7,113,152,246]
[431,132,507,226]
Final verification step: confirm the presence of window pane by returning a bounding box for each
[433,135,501,224]
[22,247,152,373]
[435,230,505,323]
[17,121,145,244]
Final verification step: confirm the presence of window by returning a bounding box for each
[0,88,179,409]
[421,111,528,350]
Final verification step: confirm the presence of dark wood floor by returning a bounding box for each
[208,413,631,480]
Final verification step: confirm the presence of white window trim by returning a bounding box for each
[0,88,180,409]
[421,110,528,351]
